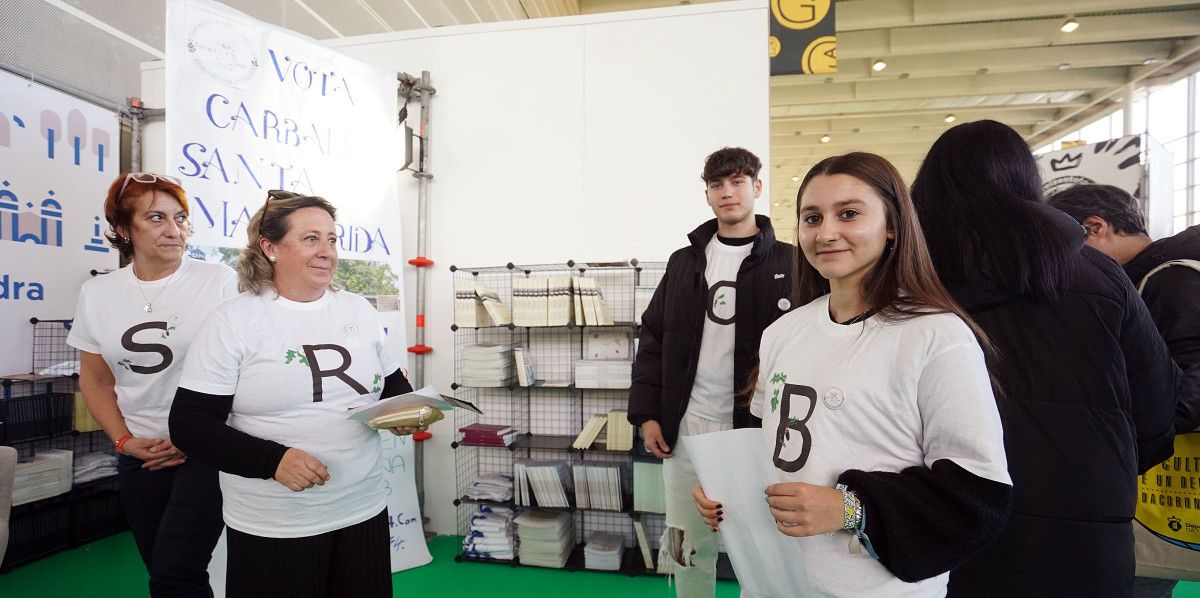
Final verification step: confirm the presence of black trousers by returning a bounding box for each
[225,509,392,598]
[117,455,224,598]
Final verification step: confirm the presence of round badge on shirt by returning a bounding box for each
[823,386,845,410]
[344,323,360,337]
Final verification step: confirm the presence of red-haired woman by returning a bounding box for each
[694,153,1013,596]
[67,172,237,597]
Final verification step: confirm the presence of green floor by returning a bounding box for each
[5,532,1200,597]
[0,533,740,597]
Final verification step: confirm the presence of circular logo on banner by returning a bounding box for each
[771,0,831,30]
[802,36,838,74]
[768,36,782,58]
[823,387,845,410]
[186,19,258,85]
[1136,433,1200,551]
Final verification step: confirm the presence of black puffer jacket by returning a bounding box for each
[947,205,1178,598]
[1124,225,1200,433]
[628,215,795,447]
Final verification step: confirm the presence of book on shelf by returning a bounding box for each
[584,532,625,571]
[459,422,517,447]
[547,275,573,326]
[514,460,574,508]
[574,359,632,389]
[633,517,654,569]
[572,462,628,511]
[584,329,631,360]
[514,348,535,387]
[455,279,494,327]
[572,413,608,449]
[605,409,633,451]
[514,510,574,569]
[474,281,512,326]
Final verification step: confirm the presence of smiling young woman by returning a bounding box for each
[692,152,1012,597]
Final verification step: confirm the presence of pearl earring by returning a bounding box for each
[268,255,276,262]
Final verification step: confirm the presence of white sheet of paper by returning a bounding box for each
[379,431,434,572]
[682,428,806,598]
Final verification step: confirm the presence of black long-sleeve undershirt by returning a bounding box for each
[838,459,1013,583]
[169,368,413,479]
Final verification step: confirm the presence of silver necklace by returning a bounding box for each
[132,263,177,313]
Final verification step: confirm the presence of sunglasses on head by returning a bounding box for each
[117,172,181,201]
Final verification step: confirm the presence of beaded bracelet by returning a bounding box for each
[835,483,864,533]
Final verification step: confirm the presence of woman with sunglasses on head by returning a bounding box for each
[911,120,1178,597]
[692,153,1013,596]
[168,190,418,598]
[67,172,238,597]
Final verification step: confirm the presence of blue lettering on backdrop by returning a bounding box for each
[0,274,46,301]
[266,49,355,107]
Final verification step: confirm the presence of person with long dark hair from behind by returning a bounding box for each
[910,120,1178,597]
[693,152,1013,596]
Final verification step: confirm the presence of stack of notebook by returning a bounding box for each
[584,532,626,571]
[572,462,628,512]
[461,344,514,387]
[572,277,615,325]
[12,449,73,506]
[512,277,547,327]
[459,423,518,447]
[463,505,515,560]
[547,275,574,326]
[514,510,574,568]
[574,360,632,389]
[464,472,514,502]
[514,460,573,508]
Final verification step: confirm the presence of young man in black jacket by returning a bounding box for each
[1051,184,1199,597]
[627,147,794,596]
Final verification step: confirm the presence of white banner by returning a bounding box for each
[1037,135,1145,198]
[0,69,119,376]
[166,0,428,576]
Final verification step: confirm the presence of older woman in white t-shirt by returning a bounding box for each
[68,172,238,597]
[169,191,416,598]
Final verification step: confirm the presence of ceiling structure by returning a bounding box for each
[5,1,1200,242]
[768,0,1200,239]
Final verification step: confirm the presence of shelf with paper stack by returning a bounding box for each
[1,318,124,572]
[451,260,678,575]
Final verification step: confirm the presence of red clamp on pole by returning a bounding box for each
[408,256,434,267]
[413,431,433,441]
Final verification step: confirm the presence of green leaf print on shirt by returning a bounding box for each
[769,372,787,412]
[283,349,309,365]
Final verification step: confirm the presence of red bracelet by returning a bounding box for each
[115,434,134,454]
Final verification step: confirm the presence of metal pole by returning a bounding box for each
[407,71,436,532]
[1123,82,1136,136]
[130,102,144,173]
[0,59,129,117]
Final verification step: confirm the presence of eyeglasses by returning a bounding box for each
[116,172,181,201]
